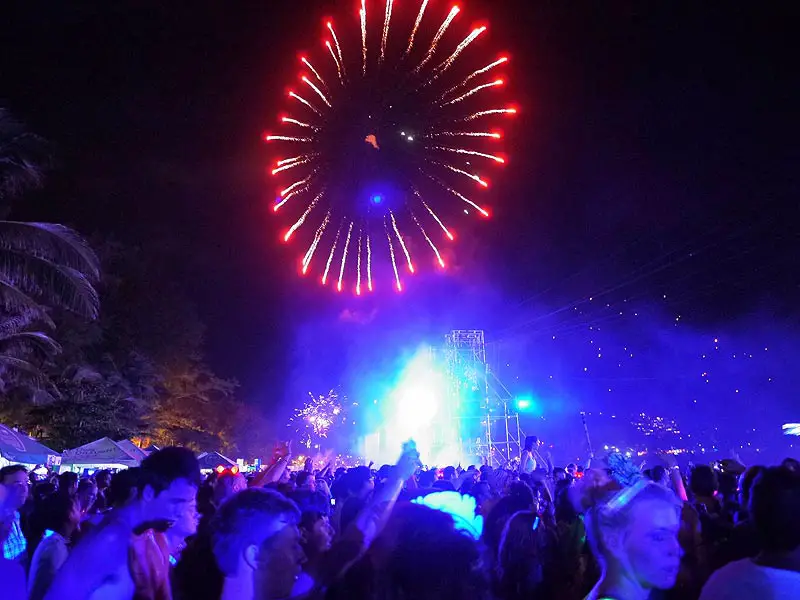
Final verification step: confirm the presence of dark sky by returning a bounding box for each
[1,1,798,456]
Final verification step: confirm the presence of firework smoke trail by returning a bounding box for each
[460,107,517,122]
[337,221,354,291]
[326,41,344,84]
[440,79,504,107]
[434,161,489,187]
[285,191,323,241]
[321,223,343,285]
[412,212,445,267]
[301,57,327,89]
[380,0,394,64]
[405,0,429,56]
[302,211,330,273]
[281,117,317,130]
[430,145,505,163]
[430,26,487,80]
[302,76,332,108]
[440,57,508,100]
[366,234,373,291]
[327,21,347,80]
[415,6,460,73]
[424,173,489,216]
[413,187,454,240]
[384,218,402,291]
[289,91,322,116]
[360,0,367,74]
[390,211,414,273]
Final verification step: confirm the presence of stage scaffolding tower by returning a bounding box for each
[443,330,523,467]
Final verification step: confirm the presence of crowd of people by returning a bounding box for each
[1,435,799,599]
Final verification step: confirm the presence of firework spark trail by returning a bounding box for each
[360,0,367,74]
[289,91,322,116]
[327,21,346,80]
[431,26,487,80]
[273,181,311,212]
[301,57,327,89]
[438,57,507,100]
[427,131,502,139]
[271,155,312,175]
[405,0,429,56]
[266,135,312,143]
[390,211,414,273]
[440,79,504,106]
[413,187,454,240]
[460,107,518,122]
[321,223,343,285]
[412,211,445,267]
[302,211,331,273]
[415,6,460,73]
[385,218,402,291]
[302,76,332,108]
[281,117,317,130]
[380,0,394,64]
[424,172,490,216]
[326,41,344,84]
[280,174,312,199]
[366,234,373,291]
[356,228,363,295]
[337,221,354,291]
[430,146,505,163]
[285,191,323,241]
[434,161,489,187]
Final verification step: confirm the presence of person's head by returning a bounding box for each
[140,447,201,523]
[214,472,247,505]
[348,466,374,499]
[469,481,492,513]
[107,468,141,509]
[738,465,766,510]
[40,492,82,539]
[523,436,539,452]
[365,503,489,600]
[418,469,437,489]
[77,478,98,514]
[293,492,333,559]
[553,468,567,482]
[566,463,577,476]
[212,488,303,599]
[749,466,800,554]
[95,470,112,489]
[58,471,79,497]
[649,465,669,487]
[442,466,456,481]
[575,475,682,592]
[0,464,29,510]
[497,511,554,599]
[295,471,315,491]
[689,465,718,498]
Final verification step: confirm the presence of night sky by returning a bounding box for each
[2,2,798,460]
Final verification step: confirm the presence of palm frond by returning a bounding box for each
[0,313,47,338]
[0,250,99,319]
[0,221,99,280]
[0,330,62,356]
[0,354,52,389]
[0,279,53,326]
[0,108,51,200]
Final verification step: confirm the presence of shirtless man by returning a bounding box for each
[45,447,200,600]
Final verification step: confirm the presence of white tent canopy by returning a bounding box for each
[60,437,143,472]
[0,423,60,468]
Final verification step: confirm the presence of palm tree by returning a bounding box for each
[0,107,100,395]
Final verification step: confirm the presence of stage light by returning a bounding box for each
[371,194,383,205]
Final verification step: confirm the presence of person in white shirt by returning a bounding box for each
[28,493,82,600]
[700,465,800,599]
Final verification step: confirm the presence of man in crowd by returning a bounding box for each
[0,464,29,563]
[44,447,200,600]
